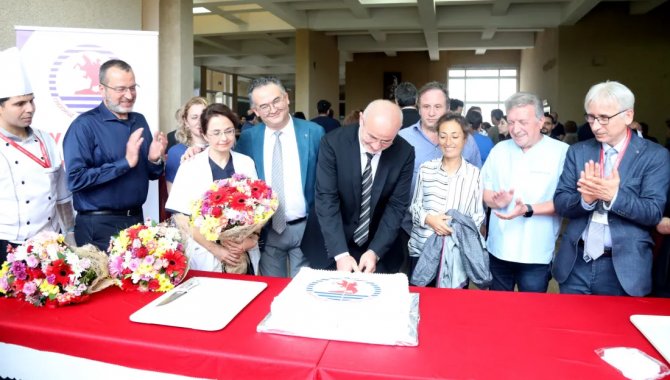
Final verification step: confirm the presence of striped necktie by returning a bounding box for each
[353,153,374,246]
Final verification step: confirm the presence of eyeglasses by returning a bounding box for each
[207,128,235,138]
[584,109,627,125]
[101,83,139,94]
[256,96,285,115]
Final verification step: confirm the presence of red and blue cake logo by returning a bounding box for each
[49,45,116,118]
[307,278,381,301]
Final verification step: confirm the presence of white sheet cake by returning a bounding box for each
[267,267,413,345]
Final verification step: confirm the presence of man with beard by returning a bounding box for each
[63,59,166,251]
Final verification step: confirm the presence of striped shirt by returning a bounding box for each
[408,157,484,257]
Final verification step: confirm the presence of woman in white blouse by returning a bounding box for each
[166,103,260,274]
[409,113,485,284]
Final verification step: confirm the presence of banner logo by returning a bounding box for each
[49,45,116,118]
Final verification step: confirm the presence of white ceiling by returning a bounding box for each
[192,0,667,88]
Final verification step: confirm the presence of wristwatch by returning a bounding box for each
[523,204,534,218]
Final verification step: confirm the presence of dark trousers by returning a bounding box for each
[489,253,551,293]
[559,245,627,296]
[75,213,143,252]
[0,240,19,264]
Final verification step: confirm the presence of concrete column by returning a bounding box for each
[294,29,339,119]
[157,0,193,133]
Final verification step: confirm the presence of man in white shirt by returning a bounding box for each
[235,77,324,277]
[481,92,568,292]
[0,47,75,261]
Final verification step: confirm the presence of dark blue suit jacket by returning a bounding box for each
[553,135,670,296]
[235,117,324,212]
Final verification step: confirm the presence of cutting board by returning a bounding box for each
[130,277,267,331]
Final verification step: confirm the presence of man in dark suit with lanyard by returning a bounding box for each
[554,81,670,296]
[315,99,414,273]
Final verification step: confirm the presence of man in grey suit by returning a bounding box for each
[236,77,324,277]
[553,81,670,296]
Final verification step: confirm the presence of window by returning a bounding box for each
[448,68,518,123]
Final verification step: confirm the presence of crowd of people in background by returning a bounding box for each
[3,45,670,299]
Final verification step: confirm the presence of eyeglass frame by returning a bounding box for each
[255,95,286,115]
[101,83,140,94]
[206,128,236,139]
[584,109,628,125]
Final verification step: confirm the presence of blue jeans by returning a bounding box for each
[558,246,627,296]
[489,253,551,292]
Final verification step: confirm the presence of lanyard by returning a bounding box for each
[0,132,52,169]
[599,128,631,178]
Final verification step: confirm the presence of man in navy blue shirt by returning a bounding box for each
[310,99,340,133]
[63,59,166,251]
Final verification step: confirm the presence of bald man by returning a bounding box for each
[315,99,415,273]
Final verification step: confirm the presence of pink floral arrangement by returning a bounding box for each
[190,173,278,241]
[107,220,188,292]
[0,232,105,307]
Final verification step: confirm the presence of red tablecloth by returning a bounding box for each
[1,271,669,379]
[317,288,670,380]
[0,271,326,380]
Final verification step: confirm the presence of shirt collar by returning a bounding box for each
[601,132,629,152]
[0,126,34,141]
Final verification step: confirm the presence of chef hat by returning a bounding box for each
[0,47,33,99]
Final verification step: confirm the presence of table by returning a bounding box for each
[1,271,668,379]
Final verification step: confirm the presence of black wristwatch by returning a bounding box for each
[523,204,534,218]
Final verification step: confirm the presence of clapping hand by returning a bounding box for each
[148,130,167,162]
[491,188,514,209]
[494,198,527,220]
[578,161,620,204]
[125,128,144,168]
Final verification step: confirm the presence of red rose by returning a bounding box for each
[121,277,136,291]
[148,279,160,291]
[211,206,222,218]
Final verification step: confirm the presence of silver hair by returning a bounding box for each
[247,77,286,107]
[583,81,634,111]
[504,92,544,120]
[417,81,449,106]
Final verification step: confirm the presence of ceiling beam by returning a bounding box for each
[417,0,439,60]
[255,0,308,28]
[369,30,387,42]
[481,27,496,40]
[491,0,511,16]
[343,0,370,18]
[630,0,667,14]
[561,0,600,25]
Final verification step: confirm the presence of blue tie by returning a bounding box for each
[584,147,616,260]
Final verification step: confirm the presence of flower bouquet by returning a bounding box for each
[107,220,188,292]
[0,231,111,307]
[190,173,278,274]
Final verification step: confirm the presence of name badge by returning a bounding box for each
[592,210,608,225]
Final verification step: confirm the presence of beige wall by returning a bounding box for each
[556,2,670,138]
[0,0,142,49]
[345,50,520,114]
[295,30,339,119]
[519,28,559,110]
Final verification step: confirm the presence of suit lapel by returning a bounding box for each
[370,147,391,213]
[616,134,643,180]
[351,126,363,207]
[254,125,267,180]
[294,119,309,191]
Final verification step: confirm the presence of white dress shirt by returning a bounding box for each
[262,117,307,221]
